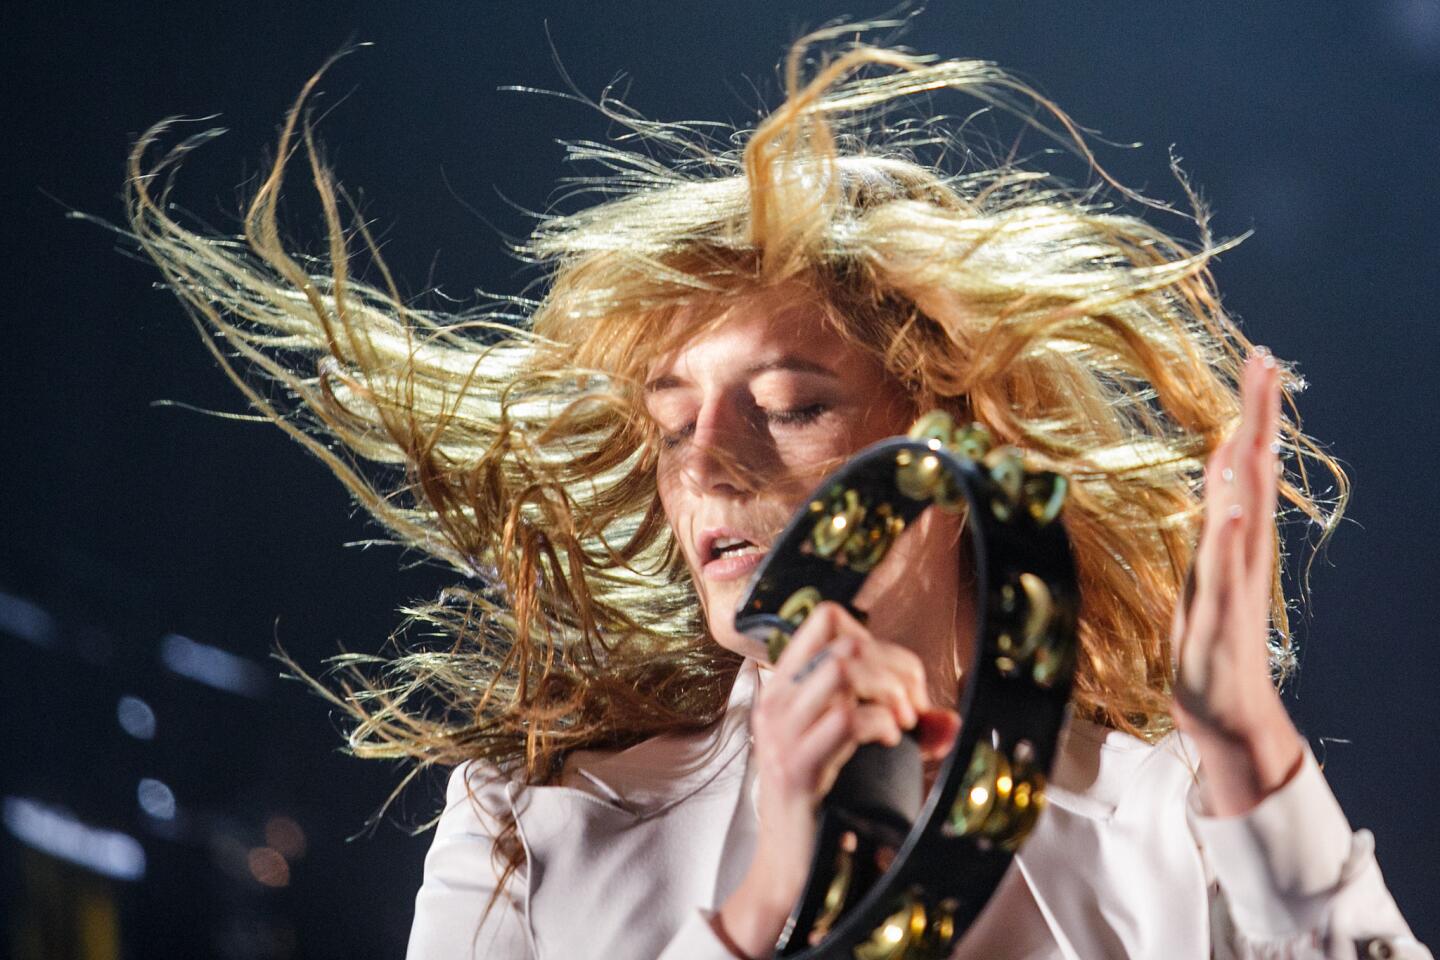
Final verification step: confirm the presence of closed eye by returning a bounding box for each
[657,403,830,450]
[765,403,828,427]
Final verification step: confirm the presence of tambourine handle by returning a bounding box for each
[825,738,923,844]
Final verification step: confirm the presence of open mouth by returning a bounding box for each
[710,536,766,562]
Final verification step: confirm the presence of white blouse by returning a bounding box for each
[406,660,1428,959]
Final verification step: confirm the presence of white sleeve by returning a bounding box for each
[1190,747,1431,960]
[406,763,533,960]
[657,910,750,960]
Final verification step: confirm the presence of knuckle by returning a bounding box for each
[858,705,901,745]
[850,620,874,649]
[785,618,818,651]
[897,647,926,683]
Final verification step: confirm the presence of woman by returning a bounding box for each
[123,29,1428,960]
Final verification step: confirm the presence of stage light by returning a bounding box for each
[159,633,269,698]
[265,815,307,860]
[117,694,157,740]
[3,796,145,881]
[137,778,177,821]
[0,591,57,648]
[247,847,290,888]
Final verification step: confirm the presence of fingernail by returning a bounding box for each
[1269,440,1284,455]
[1220,466,1235,485]
[1227,503,1243,520]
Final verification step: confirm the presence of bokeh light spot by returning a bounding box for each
[247,846,290,888]
[137,778,176,821]
[265,815,307,860]
[117,695,157,740]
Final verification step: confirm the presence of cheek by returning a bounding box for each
[772,431,858,486]
[655,478,679,535]
[654,470,695,565]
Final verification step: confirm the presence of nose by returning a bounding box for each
[677,397,767,497]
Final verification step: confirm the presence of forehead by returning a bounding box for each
[644,282,863,382]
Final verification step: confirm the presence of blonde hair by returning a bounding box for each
[122,28,1343,867]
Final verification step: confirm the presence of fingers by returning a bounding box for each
[777,602,929,729]
[759,692,905,792]
[774,601,849,675]
[1224,353,1281,597]
[1180,351,1282,693]
[1238,352,1280,533]
[756,601,958,801]
[1199,353,1282,569]
[1191,436,1235,638]
[1243,354,1282,577]
[848,639,922,729]
[792,701,911,787]
[779,643,850,734]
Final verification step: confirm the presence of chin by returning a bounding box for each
[683,549,773,661]
[710,623,770,662]
[697,581,767,661]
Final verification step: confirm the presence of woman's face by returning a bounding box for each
[645,283,923,659]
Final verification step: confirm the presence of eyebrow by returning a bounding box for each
[644,356,838,393]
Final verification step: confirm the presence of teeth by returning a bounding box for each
[710,536,764,560]
[713,544,764,559]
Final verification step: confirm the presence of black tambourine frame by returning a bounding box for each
[734,412,1080,960]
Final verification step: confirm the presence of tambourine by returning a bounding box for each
[735,411,1079,959]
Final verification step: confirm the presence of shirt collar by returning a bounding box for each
[560,658,761,817]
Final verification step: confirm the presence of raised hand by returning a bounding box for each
[1171,350,1304,816]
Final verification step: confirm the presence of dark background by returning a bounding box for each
[3,2,1437,957]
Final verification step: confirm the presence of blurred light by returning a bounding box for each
[264,815,307,860]
[247,847,290,888]
[3,796,145,881]
[136,778,176,821]
[117,695,157,740]
[0,591,58,647]
[159,633,268,698]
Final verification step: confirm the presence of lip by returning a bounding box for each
[697,526,771,582]
[702,549,767,581]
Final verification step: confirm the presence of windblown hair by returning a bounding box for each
[123,28,1343,861]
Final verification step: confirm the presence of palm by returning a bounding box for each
[1169,352,1303,814]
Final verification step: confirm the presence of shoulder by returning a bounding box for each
[1046,714,1199,821]
[1015,718,1214,954]
[431,760,518,840]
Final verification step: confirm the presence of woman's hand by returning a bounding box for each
[713,602,960,959]
[1170,350,1305,817]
